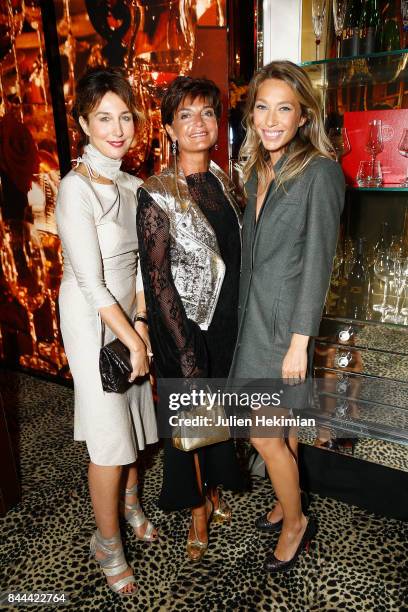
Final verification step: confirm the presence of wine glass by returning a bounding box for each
[312,0,328,61]
[365,120,384,173]
[327,240,344,313]
[389,235,403,259]
[385,258,408,324]
[398,128,408,187]
[328,127,351,162]
[373,251,394,314]
[343,238,356,278]
[333,0,349,58]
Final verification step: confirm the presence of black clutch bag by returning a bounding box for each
[99,338,132,393]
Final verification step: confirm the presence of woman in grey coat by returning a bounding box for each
[229,61,345,573]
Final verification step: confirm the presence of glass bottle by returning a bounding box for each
[359,0,380,54]
[377,0,402,51]
[345,238,370,319]
[370,222,389,312]
[342,0,363,56]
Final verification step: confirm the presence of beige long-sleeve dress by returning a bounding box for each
[56,169,157,466]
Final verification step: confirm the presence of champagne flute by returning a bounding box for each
[365,120,383,174]
[385,258,408,324]
[373,251,394,314]
[312,0,328,61]
[333,0,349,58]
[389,235,403,259]
[398,128,408,187]
[328,127,351,162]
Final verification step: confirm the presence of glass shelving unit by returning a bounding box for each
[301,49,408,92]
[348,185,408,192]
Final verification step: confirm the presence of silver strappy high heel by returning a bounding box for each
[89,529,137,596]
[122,484,158,543]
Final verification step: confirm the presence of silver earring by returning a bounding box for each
[214,143,219,151]
[172,141,177,155]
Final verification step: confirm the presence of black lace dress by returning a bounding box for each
[137,171,244,510]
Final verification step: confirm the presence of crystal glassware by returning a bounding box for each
[384,258,408,324]
[373,251,394,314]
[328,127,351,162]
[333,0,349,58]
[356,160,382,187]
[389,235,403,259]
[365,120,384,173]
[398,128,408,187]
[312,0,328,61]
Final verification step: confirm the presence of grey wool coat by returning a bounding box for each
[229,155,345,379]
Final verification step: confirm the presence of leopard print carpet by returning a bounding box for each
[0,370,407,611]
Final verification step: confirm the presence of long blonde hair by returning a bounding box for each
[240,60,334,192]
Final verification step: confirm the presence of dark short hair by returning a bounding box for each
[72,67,144,144]
[161,76,222,128]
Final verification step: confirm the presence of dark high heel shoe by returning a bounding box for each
[264,516,317,573]
[255,491,310,533]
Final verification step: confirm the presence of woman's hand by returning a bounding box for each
[129,345,149,381]
[134,321,153,358]
[282,334,309,384]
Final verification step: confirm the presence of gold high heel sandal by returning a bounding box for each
[211,497,232,524]
[121,484,158,543]
[89,529,137,597]
[186,499,213,562]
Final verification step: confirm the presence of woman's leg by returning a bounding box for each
[250,436,307,562]
[266,434,298,523]
[121,463,158,540]
[188,453,212,558]
[190,453,209,538]
[88,462,136,594]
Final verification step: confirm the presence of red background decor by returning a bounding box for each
[342,109,408,185]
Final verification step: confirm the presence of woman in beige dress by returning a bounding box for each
[56,67,157,597]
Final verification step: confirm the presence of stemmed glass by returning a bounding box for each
[333,0,349,58]
[326,239,344,313]
[398,128,408,187]
[343,238,356,278]
[385,258,408,324]
[365,120,384,174]
[373,251,394,314]
[312,0,328,61]
[328,127,351,162]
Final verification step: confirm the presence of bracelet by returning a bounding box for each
[135,315,148,325]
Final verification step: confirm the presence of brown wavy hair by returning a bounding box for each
[72,67,144,148]
[161,76,222,130]
[240,60,334,192]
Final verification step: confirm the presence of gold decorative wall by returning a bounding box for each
[0,0,230,378]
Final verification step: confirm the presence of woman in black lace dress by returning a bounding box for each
[136,77,244,561]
